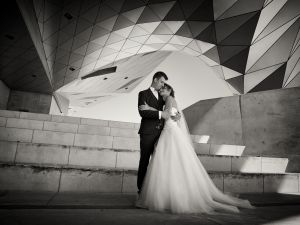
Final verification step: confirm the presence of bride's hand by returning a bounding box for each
[171,112,181,121]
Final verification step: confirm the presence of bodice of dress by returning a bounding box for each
[164,107,179,128]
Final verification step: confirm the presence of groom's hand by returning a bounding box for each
[171,112,181,121]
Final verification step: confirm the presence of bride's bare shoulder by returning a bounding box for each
[166,96,174,103]
[166,96,177,108]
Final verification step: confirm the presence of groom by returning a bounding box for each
[137,71,179,194]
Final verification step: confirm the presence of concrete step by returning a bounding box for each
[0,110,140,130]
[0,110,294,174]
[0,111,210,141]
[193,142,245,156]
[0,122,245,156]
[0,141,291,173]
[0,163,299,194]
[0,109,241,148]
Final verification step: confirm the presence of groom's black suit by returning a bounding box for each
[137,88,165,192]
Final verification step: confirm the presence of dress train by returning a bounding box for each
[136,108,253,214]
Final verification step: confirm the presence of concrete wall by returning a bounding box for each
[184,87,300,162]
[183,96,243,145]
[241,88,300,157]
[7,90,51,114]
[0,80,10,109]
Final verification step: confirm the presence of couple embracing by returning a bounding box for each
[135,71,253,214]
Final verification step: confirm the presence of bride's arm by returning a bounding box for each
[163,96,172,113]
[166,97,181,121]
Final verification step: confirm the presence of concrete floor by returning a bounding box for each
[1,191,300,225]
[1,206,300,225]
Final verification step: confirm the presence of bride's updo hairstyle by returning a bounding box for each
[164,83,175,98]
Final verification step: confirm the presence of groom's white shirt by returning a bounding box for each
[150,87,162,119]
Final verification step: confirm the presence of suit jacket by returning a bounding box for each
[138,88,165,135]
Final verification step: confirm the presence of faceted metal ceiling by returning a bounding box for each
[1,0,300,98]
[0,0,52,94]
[57,50,171,107]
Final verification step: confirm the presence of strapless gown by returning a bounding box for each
[136,107,253,214]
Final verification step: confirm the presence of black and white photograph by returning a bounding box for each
[0,0,300,224]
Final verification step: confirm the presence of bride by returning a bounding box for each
[137,83,254,214]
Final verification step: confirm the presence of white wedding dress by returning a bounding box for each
[136,107,253,214]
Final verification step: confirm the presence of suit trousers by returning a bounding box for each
[137,132,161,191]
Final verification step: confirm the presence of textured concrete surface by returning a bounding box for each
[0,117,6,127]
[0,165,60,192]
[15,143,69,165]
[51,115,80,124]
[0,109,299,195]
[32,130,75,146]
[0,110,141,132]
[0,110,20,118]
[43,121,78,133]
[20,112,51,121]
[7,90,51,114]
[1,163,299,194]
[2,191,300,208]
[77,124,110,135]
[0,80,9,110]
[241,87,300,158]
[68,148,117,168]
[1,207,300,225]
[0,127,33,142]
[183,96,244,145]
[6,118,44,130]
[184,87,300,172]
[0,140,293,173]
[59,169,124,193]
[74,133,113,148]
[0,141,17,162]
[1,192,300,225]
[112,137,140,150]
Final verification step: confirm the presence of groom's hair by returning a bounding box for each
[152,71,168,81]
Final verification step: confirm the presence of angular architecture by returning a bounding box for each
[1,2,300,219]
[0,0,300,107]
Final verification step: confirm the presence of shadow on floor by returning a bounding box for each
[1,191,300,225]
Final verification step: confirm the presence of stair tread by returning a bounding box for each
[0,140,289,159]
[0,110,244,145]
[1,162,298,175]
